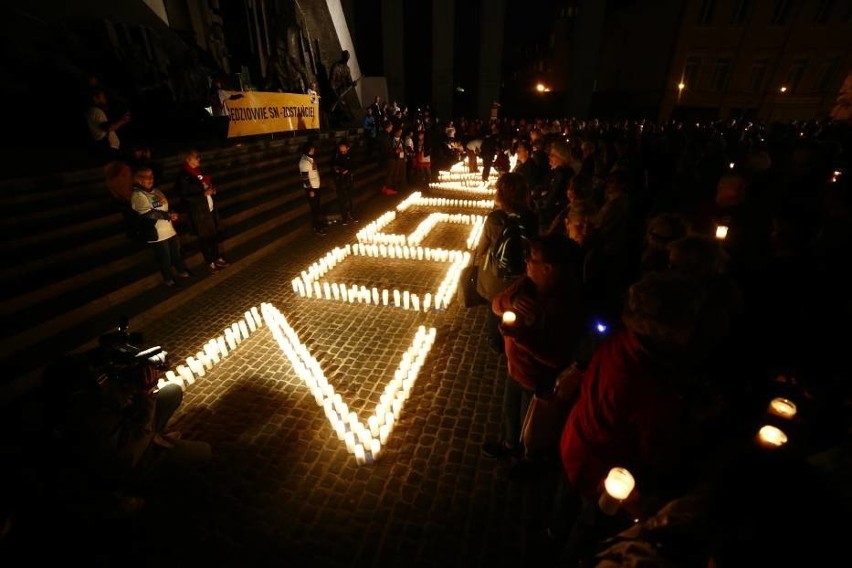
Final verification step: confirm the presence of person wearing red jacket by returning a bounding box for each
[481,233,585,462]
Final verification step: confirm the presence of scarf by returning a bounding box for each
[183,163,212,189]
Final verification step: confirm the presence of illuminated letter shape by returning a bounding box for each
[292,243,470,312]
[261,302,436,464]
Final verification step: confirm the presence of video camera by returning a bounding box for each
[93,316,168,390]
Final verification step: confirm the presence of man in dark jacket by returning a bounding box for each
[332,139,357,224]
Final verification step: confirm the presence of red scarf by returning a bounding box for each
[183,163,212,190]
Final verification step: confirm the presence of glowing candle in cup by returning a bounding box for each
[757,425,788,448]
[768,397,797,420]
[502,311,517,325]
[715,224,729,240]
[598,467,635,515]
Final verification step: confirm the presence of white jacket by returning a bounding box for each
[299,154,320,189]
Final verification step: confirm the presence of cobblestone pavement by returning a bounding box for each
[76,184,565,567]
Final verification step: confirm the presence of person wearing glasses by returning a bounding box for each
[481,233,586,474]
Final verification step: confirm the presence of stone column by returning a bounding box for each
[476,0,506,120]
[431,0,455,121]
[381,0,405,105]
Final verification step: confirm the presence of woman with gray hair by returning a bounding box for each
[535,140,575,232]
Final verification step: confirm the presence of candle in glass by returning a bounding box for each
[757,425,788,448]
[768,397,797,420]
[598,467,635,515]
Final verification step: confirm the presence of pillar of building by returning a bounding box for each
[431,0,455,121]
[566,0,606,118]
[476,0,506,120]
[381,0,405,105]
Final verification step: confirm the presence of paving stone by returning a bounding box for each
[34,183,571,566]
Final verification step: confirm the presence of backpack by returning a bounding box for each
[484,211,527,281]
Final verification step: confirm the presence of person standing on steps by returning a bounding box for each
[299,141,327,236]
[174,150,229,274]
[332,139,358,225]
[130,166,192,288]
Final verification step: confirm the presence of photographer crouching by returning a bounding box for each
[39,318,211,517]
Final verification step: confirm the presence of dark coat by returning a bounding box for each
[174,169,217,239]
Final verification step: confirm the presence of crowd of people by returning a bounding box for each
[76,75,852,563]
[449,115,851,564]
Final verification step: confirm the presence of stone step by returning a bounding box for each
[0,129,381,384]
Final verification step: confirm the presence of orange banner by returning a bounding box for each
[224,91,320,137]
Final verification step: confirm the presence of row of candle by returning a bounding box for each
[262,302,437,465]
[156,306,264,391]
[355,210,397,243]
[292,249,470,313]
[429,181,496,194]
[415,196,494,210]
[405,214,484,248]
[296,242,463,288]
[356,213,484,249]
[293,281,435,311]
[756,397,797,449]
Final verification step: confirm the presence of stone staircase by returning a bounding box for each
[0,130,383,394]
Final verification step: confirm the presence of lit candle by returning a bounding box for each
[715,225,729,240]
[354,444,366,465]
[245,311,257,332]
[368,415,379,436]
[379,424,390,444]
[344,431,356,453]
[178,365,194,386]
[370,439,381,460]
[251,306,261,326]
[382,289,389,306]
[598,467,635,515]
[502,311,517,325]
[757,425,788,448]
[768,397,797,420]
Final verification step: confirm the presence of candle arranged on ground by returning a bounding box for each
[502,310,517,325]
[757,425,788,448]
[715,224,729,240]
[768,397,797,420]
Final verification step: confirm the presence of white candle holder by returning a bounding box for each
[598,467,635,515]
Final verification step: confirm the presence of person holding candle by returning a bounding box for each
[481,233,585,468]
[556,271,706,534]
[475,172,538,354]
[174,149,229,273]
